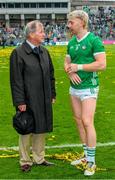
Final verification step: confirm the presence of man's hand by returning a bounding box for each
[64,56,81,84]
[66,63,78,73]
[68,72,81,85]
[18,104,26,112]
[64,55,71,72]
[64,63,71,72]
[52,99,56,104]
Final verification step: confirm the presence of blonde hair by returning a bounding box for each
[67,10,89,29]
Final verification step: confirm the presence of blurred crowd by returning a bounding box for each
[0,6,114,47]
[88,6,114,40]
[0,26,24,47]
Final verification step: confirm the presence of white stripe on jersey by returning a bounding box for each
[94,52,105,56]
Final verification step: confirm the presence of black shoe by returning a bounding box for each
[21,164,31,172]
[36,160,54,166]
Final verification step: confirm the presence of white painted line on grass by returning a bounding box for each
[0,142,115,151]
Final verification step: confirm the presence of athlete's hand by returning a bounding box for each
[67,64,78,73]
[64,55,71,72]
[68,72,81,85]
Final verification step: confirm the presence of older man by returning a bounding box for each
[10,20,56,172]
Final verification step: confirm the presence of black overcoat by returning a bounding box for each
[10,42,56,133]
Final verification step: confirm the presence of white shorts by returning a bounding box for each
[69,86,99,101]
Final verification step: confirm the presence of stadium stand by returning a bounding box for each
[0,4,114,46]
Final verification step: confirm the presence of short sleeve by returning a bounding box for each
[92,37,105,56]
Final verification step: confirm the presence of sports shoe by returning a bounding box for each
[71,156,87,166]
[84,162,96,176]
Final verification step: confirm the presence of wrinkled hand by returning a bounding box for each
[18,104,26,112]
[68,72,81,85]
[52,99,56,104]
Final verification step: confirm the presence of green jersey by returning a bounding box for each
[67,32,105,89]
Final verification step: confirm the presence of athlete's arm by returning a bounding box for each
[67,53,106,73]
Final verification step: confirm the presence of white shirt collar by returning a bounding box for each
[26,40,36,49]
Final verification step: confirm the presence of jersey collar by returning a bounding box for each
[76,32,90,42]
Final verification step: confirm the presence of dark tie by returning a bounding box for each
[33,47,40,55]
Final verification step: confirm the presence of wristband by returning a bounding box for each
[78,64,83,71]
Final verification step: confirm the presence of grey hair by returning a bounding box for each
[67,10,89,29]
[24,20,43,38]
